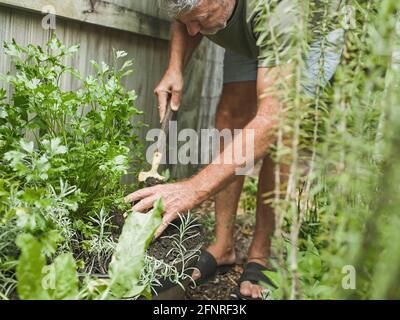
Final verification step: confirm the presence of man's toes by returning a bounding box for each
[240,281,252,296]
[240,282,264,299]
[192,269,201,281]
[252,285,262,299]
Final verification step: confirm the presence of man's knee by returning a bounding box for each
[216,82,257,128]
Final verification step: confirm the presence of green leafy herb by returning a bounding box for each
[109,199,163,299]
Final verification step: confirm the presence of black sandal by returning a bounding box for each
[235,262,277,300]
[191,249,235,286]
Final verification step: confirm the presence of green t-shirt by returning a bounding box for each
[206,0,260,61]
[206,0,341,68]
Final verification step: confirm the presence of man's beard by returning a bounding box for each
[200,22,227,35]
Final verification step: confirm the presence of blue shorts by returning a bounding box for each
[223,29,344,96]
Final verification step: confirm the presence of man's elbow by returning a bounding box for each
[255,100,282,128]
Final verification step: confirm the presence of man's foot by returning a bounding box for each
[192,244,236,281]
[239,257,270,299]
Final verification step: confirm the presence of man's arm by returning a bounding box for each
[168,21,203,72]
[126,66,290,238]
[155,21,203,120]
[189,66,284,200]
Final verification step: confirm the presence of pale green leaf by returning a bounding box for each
[109,198,163,298]
[263,270,280,289]
[50,253,79,300]
[16,234,50,300]
[20,140,34,153]
[116,50,128,59]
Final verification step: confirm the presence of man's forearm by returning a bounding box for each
[191,107,279,202]
[190,67,285,202]
[168,21,203,72]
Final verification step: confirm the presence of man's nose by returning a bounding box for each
[186,22,201,36]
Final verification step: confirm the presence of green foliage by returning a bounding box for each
[16,232,79,300]
[256,0,400,299]
[1,36,143,214]
[239,176,258,214]
[12,199,164,301]
[48,253,79,300]
[109,199,163,299]
[15,234,50,300]
[0,35,149,299]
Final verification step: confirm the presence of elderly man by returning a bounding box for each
[126,0,342,299]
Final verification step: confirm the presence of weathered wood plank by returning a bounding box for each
[108,0,169,20]
[0,0,171,40]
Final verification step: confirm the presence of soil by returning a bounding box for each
[115,175,257,300]
[114,177,205,288]
[143,177,165,187]
[147,218,204,264]
[144,176,204,265]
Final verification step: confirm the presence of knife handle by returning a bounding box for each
[161,95,174,136]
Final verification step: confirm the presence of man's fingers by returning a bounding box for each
[171,89,182,111]
[124,187,156,203]
[154,221,169,239]
[131,195,159,213]
[154,212,178,239]
[155,90,169,123]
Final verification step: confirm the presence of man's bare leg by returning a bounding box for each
[239,154,278,298]
[192,81,284,299]
[192,81,257,280]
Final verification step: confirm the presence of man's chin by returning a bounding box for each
[200,29,220,35]
[200,25,226,35]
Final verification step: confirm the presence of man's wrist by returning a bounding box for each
[187,175,212,204]
[167,62,184,74]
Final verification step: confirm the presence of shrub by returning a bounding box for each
[0,36,160,299]
[256,0,400,299]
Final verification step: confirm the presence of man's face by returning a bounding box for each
[178,0,231,36]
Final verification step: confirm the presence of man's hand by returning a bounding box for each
[154,21,202,122]
[154,69,184,122]
[124,179,206,238]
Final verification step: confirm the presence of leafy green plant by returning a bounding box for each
[255,0,400,300]
[107,199,163,299]
[239,176,258,214]
[0,36,149,299]
[16,233,78,300]
[14,200,164,300]
[0,36,201,300]
[2,37,142,212]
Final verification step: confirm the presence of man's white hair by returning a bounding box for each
[158,0,202,17]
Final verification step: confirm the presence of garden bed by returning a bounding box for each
[95,212,204,300]
[149,220,203,299]
[0,37,203,300]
